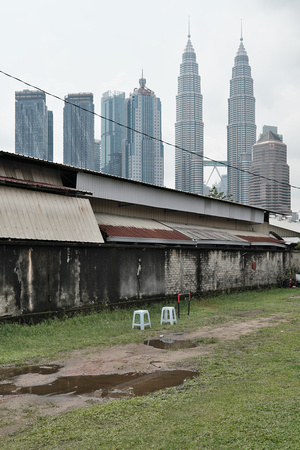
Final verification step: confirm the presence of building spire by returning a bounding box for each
[139,69,146,88]
[188,16,191,39]
[240,18,243,41]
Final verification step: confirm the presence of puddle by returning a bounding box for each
[144,338,197,350]
[0,365,62,381]
[0,366,198,398]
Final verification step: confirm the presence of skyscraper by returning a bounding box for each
[249,127,291,214]
[227,35,256,204]
[94,139,101,173]
[63,93,96,171]
[101,91,125,177]
[15,90,53,161]
[123,75,164,186]
[175,30,204,194]
[48,110,53,162]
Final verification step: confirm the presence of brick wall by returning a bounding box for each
[165,247,300,296]
[1,243,300,317]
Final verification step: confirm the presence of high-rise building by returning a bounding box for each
[15,90,53,161]
[249,127,291,214]
[123,75,164,186]
[227,35,256,204]
[175,30,204,194]
[48,110,53,162]
[63,93,95,171]
[94,139,101,173]
[101,91,125,177]
[261,125,283,142]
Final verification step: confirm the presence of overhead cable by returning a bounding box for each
[1,68,298,191]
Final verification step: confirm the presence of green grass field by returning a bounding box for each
[0,288,299,448]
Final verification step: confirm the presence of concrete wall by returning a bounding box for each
[1,243,300,317]
[164,248,300,295]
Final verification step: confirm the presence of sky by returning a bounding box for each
[1,0,300,211]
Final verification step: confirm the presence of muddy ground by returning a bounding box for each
[0,313,289,436]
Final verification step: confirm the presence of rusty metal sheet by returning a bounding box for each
[161,222,246,243]
[95,213,191,243]
[236,235,283,244]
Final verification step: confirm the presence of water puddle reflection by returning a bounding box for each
[0,365,198,399]
[144,338,197,350]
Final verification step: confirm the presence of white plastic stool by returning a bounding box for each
[160,307,177,325]
[132,310,151,330]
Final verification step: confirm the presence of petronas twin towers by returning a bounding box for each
[227,36,256,204]
[175,32,204,195]
[175,30,256,204]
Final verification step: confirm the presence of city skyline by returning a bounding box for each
[1,0,300,210]
[12,71,292,210]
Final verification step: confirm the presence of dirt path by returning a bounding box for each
[0,313,289,435]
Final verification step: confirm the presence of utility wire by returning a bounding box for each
[1,68,299,191]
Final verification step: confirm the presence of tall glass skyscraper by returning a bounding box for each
[249,127,291,214]
[123,75,164,186]
[175,31,204,194]
[227,36,256,204]
[101,91,125,177]
[15,90,53,161]
[63,93,96,171]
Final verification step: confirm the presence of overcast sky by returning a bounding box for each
[1,0,300,211]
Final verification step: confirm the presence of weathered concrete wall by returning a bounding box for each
[0,243,300,317]
[164,248,300,295]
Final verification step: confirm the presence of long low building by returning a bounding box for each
[0,150,298,318]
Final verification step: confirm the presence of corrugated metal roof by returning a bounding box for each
[96,213,171,230]
[0,186,103,243]
[162,222,246,244]
[236,235,286,247]
[0,151,269,226]
[95,213,191,244]
[95,214,286,248]
[0,158,63,186]
[99,224,191,242]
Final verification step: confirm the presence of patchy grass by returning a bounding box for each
[0,288,299,448]
[0,288,291,365]
[193,336,219,345]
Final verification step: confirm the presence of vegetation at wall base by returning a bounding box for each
[0,288,299,448]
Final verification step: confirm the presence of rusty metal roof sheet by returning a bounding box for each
[99,224,191,242]
[162,223,246,244]
[236,235,285,246]
[164,223,286,247]
[95,213,191,244]
[95,214,287,248]
[0,186,103,243]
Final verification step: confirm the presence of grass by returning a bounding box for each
[0,287,299,448]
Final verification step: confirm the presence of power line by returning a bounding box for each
[1,68,299,191]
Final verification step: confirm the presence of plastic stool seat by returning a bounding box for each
[160,306,177,325]
[132,310,151,330]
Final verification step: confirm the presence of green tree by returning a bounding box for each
[207,185,233,201]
